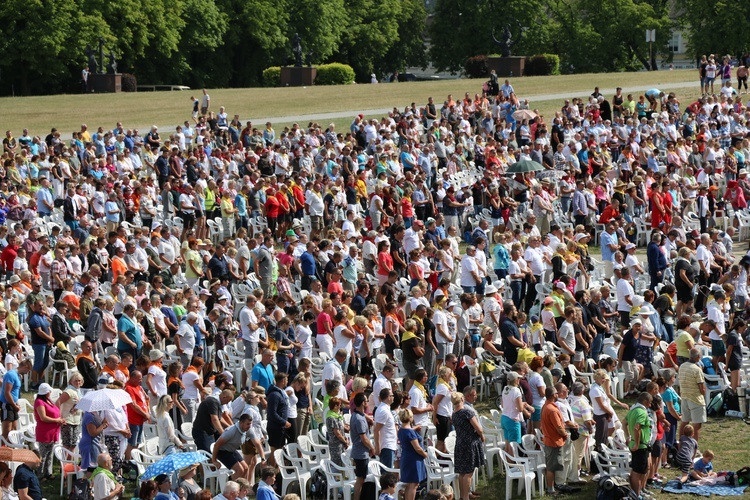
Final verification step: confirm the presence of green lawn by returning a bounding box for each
[0,70,701,137]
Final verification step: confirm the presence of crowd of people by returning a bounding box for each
[0,67,747,500]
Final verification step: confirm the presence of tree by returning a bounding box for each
[674,0,750,61]
[378,0,429,76]
[286,0,347,64]
[172,0,229,88]
[0,0,111,94]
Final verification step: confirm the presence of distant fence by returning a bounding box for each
[136,85,191,92]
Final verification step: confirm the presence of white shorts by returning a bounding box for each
[316,335,333,359]
[681,399,707,424]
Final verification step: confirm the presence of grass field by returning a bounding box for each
[0,70,702,138]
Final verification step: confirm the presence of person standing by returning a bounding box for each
[124,370,151,459]
[28,298,53,389]
[265,372,290,467]
[452,391,486,500]
[192,389,232,452]
[34,383,65,481]
[540,387,569,496]
[373,388,398,468]
[81,66,89,93]
[678,348,706,441]
[397,408,427,500]
[350,392,375,500]
[200,89,210,116]
[0,359,31,441]
[625,392,654,499]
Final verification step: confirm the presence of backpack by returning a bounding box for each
[68,478,92,500]
[596,474,638,500]
[309,468,327,500]
[706,391,725,417]
[736,467,750,485]
[723,387,740,413]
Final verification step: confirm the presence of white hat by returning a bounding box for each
[639,304,655,315]
[630,318,643,326]
[575,233,590,242]
[555,282,566,290]
[38,383,52,396]
[625,243,636,250]
[484,284,498,295]
[149,349,164,361]
[632,295,645,308]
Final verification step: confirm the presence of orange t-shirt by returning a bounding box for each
[111,257,127,282]
[541,401,566,448]
[62,294,80,321]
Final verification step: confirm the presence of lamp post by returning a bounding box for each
[646,29,656,71]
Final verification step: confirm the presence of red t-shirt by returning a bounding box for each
[265,196,280,218]
[125,383,149,425]
[0,245,17,273]
[316,311,332,336]
[401,198,414,218]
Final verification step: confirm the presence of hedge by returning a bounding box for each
[262,66,281,87]
[121,73,137,92]
[315,63,355,85]
[524,54,560,76]
[464,55,489,79]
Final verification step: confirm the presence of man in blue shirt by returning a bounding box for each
[299,242,317,291]
[117,304,142,362]
[251,350,275,391]
[14,463,43,500]
[0,359,31,440]
[600,223,618,281]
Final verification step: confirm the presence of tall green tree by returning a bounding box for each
[673,0,750,60]
[286,0,347,64]
[378,0,429,75]
[0,0,111,94]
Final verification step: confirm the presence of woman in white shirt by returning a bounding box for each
[155,395,184,455]
[101,386,131,476]
[431,366,455,454]
[527,357,547,435]
[501,371,533,454]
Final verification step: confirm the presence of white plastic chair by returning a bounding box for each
[54,445,81,496]
[322,459,356,500]
[500,449,536,500]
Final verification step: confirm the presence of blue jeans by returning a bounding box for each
[663,323,674,344]
[32,343,50,374]
[128,424,143,447]
[495,269,508,281]
[510,281,523,309]
[590,333,604,362]
[379,449,395,468]
[476,277,486,296]
[462,286,476,294]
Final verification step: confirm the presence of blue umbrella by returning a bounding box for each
[140,452,207,480]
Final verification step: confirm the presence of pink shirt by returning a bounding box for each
[34,398,61,443]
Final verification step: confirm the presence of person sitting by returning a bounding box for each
[91,453,124,500]
[154,474,179,500]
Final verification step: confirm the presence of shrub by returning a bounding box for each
[262,66,281,87]
[315,63,355,85]
[464,55,489,79]
[524,54,560,76]
[121,73,137,92]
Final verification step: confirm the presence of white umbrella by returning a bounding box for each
[75,388,132,412]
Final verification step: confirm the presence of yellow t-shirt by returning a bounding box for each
[678,361,705,406]
[220,197,234,218]
[185,249,203,279]
[675,330,694,358]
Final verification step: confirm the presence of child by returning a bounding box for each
[515,312,529,345]
[529,315,545,352]
[13,248,27,274]
[691,450,717,480]
[676,424,699,485]
[379,472,398,500]
[438,484,454,500]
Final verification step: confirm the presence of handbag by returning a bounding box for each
[569,427,580,441]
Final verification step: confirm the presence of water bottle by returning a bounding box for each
[725,410,746,418]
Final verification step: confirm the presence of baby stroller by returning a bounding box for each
[478,350,511,409]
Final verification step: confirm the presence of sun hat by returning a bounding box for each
[149,349,164,361]
[38,383,52,396]
[484,284,498,295]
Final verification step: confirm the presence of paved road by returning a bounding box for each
[250,81,698,125]
[60,80,698,140]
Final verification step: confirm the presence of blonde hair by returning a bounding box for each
[398,408,414,424]
[450,391,464,406]
[352,377,368,392]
